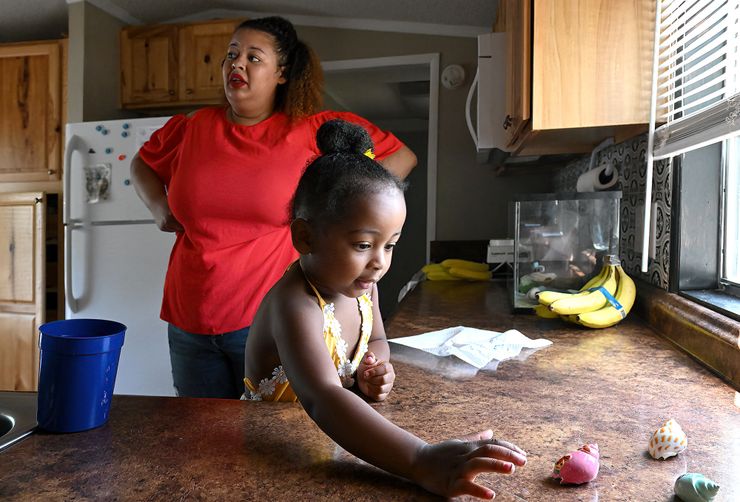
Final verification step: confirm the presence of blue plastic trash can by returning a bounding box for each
[37,319,126,433]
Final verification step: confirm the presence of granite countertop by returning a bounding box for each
[1,281,738,501]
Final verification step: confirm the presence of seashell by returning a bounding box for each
[552,443,600,485]
[674,473,720,502]
[648,418,687,459]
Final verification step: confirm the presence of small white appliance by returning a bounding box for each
[465,32,510,159]
[64,117,176,396]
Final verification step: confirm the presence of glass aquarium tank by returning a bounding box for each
[508,191,621,311]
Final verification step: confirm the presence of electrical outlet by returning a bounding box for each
[635,202,657,259]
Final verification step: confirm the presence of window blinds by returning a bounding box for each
[652,0,740,160]
[641,0,739,271]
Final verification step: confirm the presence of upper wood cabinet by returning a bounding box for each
[179,21,238,102]
[0,192,45,391]
[120,24,179,106]
[0,41,64,182]
[501,0,655,155]
[120,19,239,109]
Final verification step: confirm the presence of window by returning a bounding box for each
[650,0,740,318]
[723,136,740,288]
[673,138,740,320]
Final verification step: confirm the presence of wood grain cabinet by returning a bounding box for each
[0,192,45,391]
[0,41,63,182]
[119,24,179,106]
[501,0,656,155]
[120,19,239,108]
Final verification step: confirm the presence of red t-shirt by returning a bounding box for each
[138,107,403,334]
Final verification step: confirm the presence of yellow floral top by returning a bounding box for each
[242,279,373,402]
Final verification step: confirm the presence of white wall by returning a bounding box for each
[67,1,138,122]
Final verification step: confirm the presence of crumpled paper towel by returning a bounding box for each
[389,326,552,369]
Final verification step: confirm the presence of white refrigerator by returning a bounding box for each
[64,117,176,396]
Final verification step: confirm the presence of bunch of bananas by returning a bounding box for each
[533,257,636,328]
[422,259,492,281]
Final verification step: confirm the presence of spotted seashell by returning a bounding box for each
[648,418,687,459]
[674,473,720,502]
[552,443,600,485]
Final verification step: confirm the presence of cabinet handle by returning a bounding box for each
[48,169,56,175]
[168,89,175,96]
[502,115,513,130]
[186,88,193,94]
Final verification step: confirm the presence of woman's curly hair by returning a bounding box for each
[235,16,323,118]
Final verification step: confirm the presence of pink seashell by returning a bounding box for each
[552,443,600,485]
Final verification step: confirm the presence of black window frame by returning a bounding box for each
[670,140,740,321]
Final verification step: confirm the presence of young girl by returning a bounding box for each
[243,120,527,499]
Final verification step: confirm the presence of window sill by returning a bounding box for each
[635,283,740,390]
[680,289,740,322]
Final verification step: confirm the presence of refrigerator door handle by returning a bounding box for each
[63,134,84,225]
[63,134,89,314]
[64,223,78,313]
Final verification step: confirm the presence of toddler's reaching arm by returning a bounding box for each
[275,296,526,499]
[412,429,526,499]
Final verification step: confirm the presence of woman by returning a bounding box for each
[130,16,416,399]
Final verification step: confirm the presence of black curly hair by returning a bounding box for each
[291,120,407,228]
[234,16,323,118]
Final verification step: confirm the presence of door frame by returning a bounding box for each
[321,53,439,261]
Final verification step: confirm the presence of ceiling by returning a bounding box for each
[0,0,498,43]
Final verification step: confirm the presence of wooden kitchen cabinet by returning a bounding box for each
[178,20,238,102]
[120,19,239,108]
[0,41,63,182]
[119,24,179,106]
[501,0,655,155]
[0,192,45,391]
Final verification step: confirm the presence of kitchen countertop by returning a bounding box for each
[1,280,738,501]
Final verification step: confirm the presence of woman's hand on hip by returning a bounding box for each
[151,198,184,233]
[130,153,183,233]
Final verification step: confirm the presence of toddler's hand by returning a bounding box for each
[357,352,395,401]
[411,429,527,499]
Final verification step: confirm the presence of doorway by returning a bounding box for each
[322,54,439,319]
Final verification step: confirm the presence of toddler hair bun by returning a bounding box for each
[316,119,373,156]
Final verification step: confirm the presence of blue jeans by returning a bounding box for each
[168,323,249,399]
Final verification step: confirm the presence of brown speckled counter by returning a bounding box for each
[1,281,738,501]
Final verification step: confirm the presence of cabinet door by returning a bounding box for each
[0,192,45,391]
[0,42,62,182]
[532,0,654,130]
[120,25,178,106]
[178,20,238,102]
[504,0,531,147]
